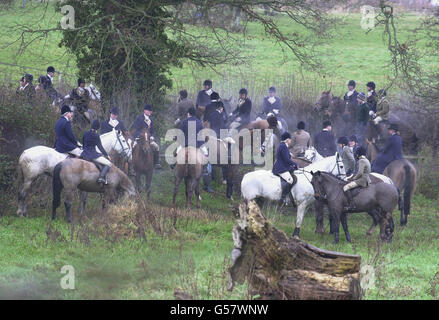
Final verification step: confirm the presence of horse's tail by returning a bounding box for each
[403,163,412,216]
[52,162,64,209]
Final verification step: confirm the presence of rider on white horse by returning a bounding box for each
[54,105,82,157]
[272,132,298,206]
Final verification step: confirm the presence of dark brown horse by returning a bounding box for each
[365,139,417,225]
[311,171,397,244]
[51,158,136,223]
[172,146,206,209]
[315,90,354,137]
[132,127,154,199]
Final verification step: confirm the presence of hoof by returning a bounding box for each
[293,235,300,240]
[292,227,300,238]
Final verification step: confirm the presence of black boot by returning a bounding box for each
[279,179,293,207]
[344,189,356,212]
[154,151,162,170]
[97,165,111,185]
[203,173,214,193]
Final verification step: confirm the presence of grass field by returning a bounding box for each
[1,2,439,300]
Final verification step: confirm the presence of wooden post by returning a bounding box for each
[228,200,362,300]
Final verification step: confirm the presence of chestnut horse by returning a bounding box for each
[132,127,154,199]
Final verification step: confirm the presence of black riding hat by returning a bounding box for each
[210,92,220,101]
[91,120,100,130]
[269,86,276,93]
[337,136,349,145]
[203,79,212,87]
[216,101,224,109]
[323,120,332,128]
[349,135,358,143]
[388,123,399,131]
[348,80,356,87]
[355,146,367,158]
[144,104,153,111]
[78,78,85,86]
[239,88,248,95]
[61,105,72,114]
[47,66,55,73]
[187,107,196,116]
[297,121,305,130]
[24,73,33,82]
[367,81,376,90]
[110,107,120,115]
[281,132,291,141]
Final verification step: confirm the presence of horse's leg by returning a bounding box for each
[17,176,33,217]
[366,210,379,236]
[172,176,182,208]
[145,170,153,201]
[65,192,73,223]
[195,179,201,208]
[332,211,340,244]
[293,201,307,238]
[340,212,351,243]
[186,178,194,209]
[135,172,142,194]
[314,200,325,234]
[79,191,88,218]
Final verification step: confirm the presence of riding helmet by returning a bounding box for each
[297,121,305,130]
[24,73,33,82]
[337,136,349,146]
[348,80,356,88]
[144,104,153,111]
[210,92,220,101]
[349,135,358,143]
[216,101,224,109]
[61,105,72,114]
[91,120,100,130]
[281,132,291,141]
[367,81,376,90]
[355,146,367,158]
[179,89,188,99]
[323,120,332,128]
[203,79,212,87]
[388,123,399,131]
[239,88,248,96]
[47,66,55,73]
[78,78,85,86]
[110,107,120,115]
[269,86,276,93]
[187,107,196,116]
[378,89,387,97]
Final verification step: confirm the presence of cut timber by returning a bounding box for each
[228,200,361,300]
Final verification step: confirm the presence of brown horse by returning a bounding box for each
[132,127,154,199]
[172,146,206,209]
[108,130,133,174]
[315,90,354,137]
[51,158,136,223]
[365,139,417,225]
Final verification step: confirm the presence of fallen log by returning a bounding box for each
[228,200,361,300]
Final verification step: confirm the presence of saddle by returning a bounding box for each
[345,175,382,197]
[80,155,104,172]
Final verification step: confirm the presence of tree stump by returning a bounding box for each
[228,200,362,300]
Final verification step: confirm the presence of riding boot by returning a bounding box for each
[279,179,293,207]
[153,150,162,170]
[344,189,356,212]
[97,165,111,185]
[203,173,214,193]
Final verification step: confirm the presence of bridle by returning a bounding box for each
[113,130,131,161]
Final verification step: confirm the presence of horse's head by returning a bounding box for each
[86,83,101,101]
[137,128,152,154]
[266,113,278,129]
[304,146,317,162]
[310,171,327,201]
[116,130,132,160]
[332,152,346,178]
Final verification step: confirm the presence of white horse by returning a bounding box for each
[17,129,132,216]
[85,83,101,102]
[241,153,346,238]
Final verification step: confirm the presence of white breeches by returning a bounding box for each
[373,116,383,125]
[279,171,294,184]
[343,181,359,192]
[95,156,112,167]
[229,121,241,130]
[68,148,82,157]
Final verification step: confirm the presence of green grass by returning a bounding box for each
[1,167,439,299]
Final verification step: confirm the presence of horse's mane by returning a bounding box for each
[318,171,347,185]
[100,130,116,138]
[305,153,338,172]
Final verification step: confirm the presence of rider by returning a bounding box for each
[207,100,227,138]
[290,121,311,158]
[349,135,359,173]
[366,81,377,113]
[16,73,35,104]
[272,132,298,206]
[229,88,252,130]
[337,136,355,176]
[54,105,83,157]
[66,78,91,122]
[132,104,162,169]
[262,86,282,116]
[204,92,221,123]
[175,90,194,128]
[371,123,403,174]
[355,92,370,145]
[196,80,218,120]
[100,107,127,134]
[342,146,371,212]
[180,107,213,192]
[371,89,390,125]
[314,120,336,157]
[81,120,113,185]
[42,66,59,103]
[343,80,358,115]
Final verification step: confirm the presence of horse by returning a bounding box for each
[365,139,417,225]
[311,171,397,244]
[51,158,136,223]
[314,90,354,137]
[17,129,132,217]
[172,146,207,209]
[132,127,154,199]
[241,152,346,238]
